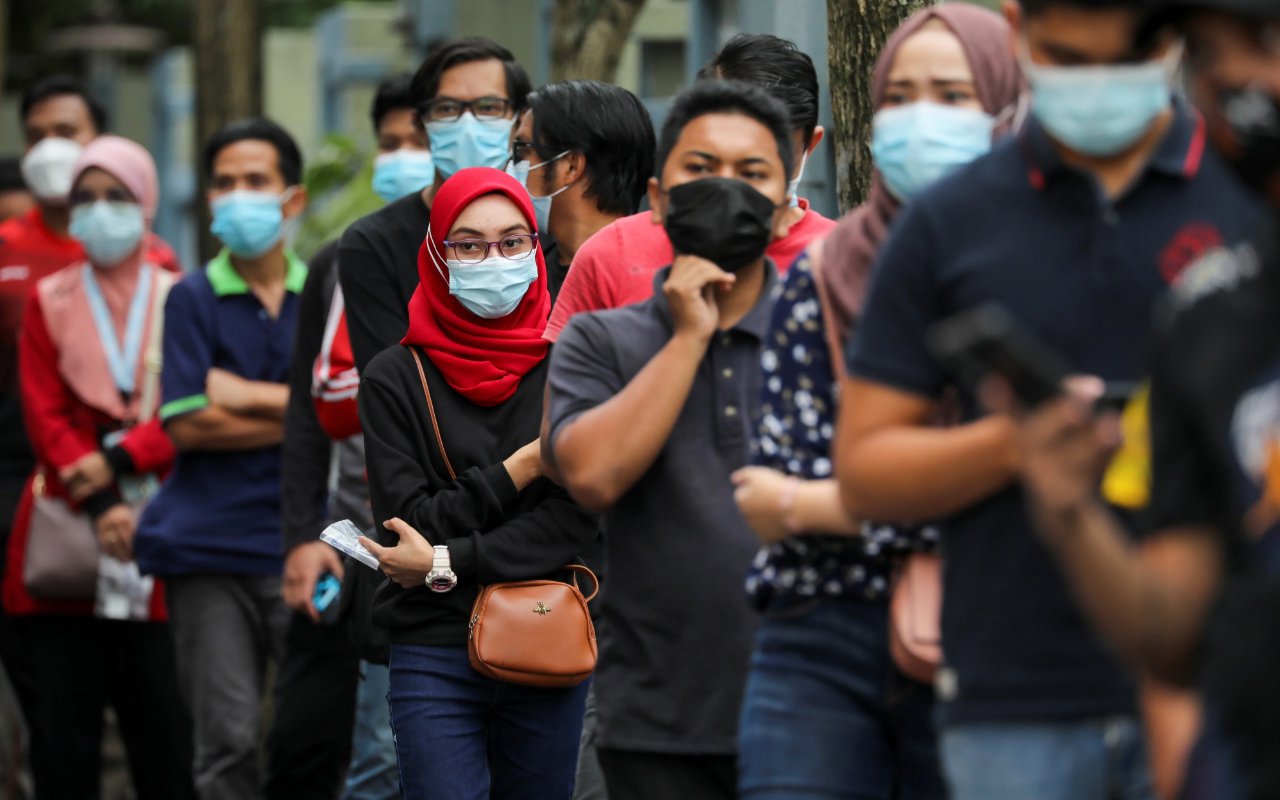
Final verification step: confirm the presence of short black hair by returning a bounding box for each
[203,117,304,186]
[409,37,532,117]
[371,73,416,134]
[1018,0,1147,17]
[20,74,108,133]
[697,34,818,145]
[528,80,656,217]
[656,80,795,186]
[0,158,25,192]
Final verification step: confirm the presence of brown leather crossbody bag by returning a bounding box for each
[409,348,598,687]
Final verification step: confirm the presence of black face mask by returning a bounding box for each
[1217,85,1280,198]
[662,177,778,273]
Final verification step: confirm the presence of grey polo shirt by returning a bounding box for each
[547,264,778,755]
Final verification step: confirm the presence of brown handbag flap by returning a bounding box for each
[469,574,598,687]
[23,474,100,600]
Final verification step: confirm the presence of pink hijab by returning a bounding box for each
[817,3,1023,345]
[68,136,159,338]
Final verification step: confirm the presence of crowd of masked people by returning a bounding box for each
[1,0,1279,796]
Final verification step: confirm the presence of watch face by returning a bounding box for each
[428,574,456,593]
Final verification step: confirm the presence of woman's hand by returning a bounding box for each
[503,439,543,492]
[60,451,114,502]
[94,503,135,562]
[731,466,799,544]
[359,518,436,590]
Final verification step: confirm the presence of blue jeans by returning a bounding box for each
[343,660,399,800]
[388,643,589,800]
[941,718,1155,800]
[738,595,944,799]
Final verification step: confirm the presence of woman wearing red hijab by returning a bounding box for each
[356,167,596,799]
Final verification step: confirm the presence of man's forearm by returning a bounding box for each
[555,333,706,512]
[167,407,285,451]
[838,415,1018,521]
[239,381,289,420]
[1039,503,1221,683]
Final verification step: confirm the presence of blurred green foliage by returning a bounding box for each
[293,131,384,260]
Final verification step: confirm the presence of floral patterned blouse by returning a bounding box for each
[745,250,938,607]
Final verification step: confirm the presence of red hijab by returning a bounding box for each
[401,167,551,407]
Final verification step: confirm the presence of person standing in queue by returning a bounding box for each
[356,167,597,800]
[134,118,307,800]
[729,6,1023,798]
[834,0,1266,796]
[546,80,796,800]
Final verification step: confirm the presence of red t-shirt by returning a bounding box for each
[544,200,835,342]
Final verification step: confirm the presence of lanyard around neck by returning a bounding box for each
[82,264,153,396]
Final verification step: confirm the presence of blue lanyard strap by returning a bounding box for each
[82,264,153,396]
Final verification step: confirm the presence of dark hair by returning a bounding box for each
[0,158,25,192]
[20,74,108,133]
[409,37,532,116]
[202,117,304,186]
[1018,0,1147,17]
[371,73,416,133]
[697,34,818,144]
[656,80,795,184]
[528,80,656,217]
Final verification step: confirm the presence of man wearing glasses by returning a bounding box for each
[340,38,532,373]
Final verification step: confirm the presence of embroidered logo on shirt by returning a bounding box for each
[1171,241,1262,308]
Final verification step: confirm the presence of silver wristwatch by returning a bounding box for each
[426,544,458,593]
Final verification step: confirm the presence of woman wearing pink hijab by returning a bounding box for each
[1,135,194,798]
[730,5,1023,798]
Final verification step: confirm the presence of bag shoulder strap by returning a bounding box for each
[409,347,457,480]
[810,242,848,384]
[138,269,175,425]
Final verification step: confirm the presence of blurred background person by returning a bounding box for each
[1,135,194,800]
[507,79,655,299]
[544,32,836,343]
[268,71,424,800]
[134,118,307,800]
[730,6,1022,799]
[836,0,1266,796]
[0,159,35,223]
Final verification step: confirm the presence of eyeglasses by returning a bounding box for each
[443,233,539,264]
[423,96,512,123]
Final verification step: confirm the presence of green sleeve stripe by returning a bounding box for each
[160,394,209,420]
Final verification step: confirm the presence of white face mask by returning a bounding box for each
[787,150,809,209]
[21,138,84,204]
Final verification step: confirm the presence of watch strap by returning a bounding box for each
[432,544,452,572]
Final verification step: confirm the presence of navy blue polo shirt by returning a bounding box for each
[848,99,1266,726]
[135,248,307,577]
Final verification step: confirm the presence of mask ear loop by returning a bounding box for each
[425,224,449,283]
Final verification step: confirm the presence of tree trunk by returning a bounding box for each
[193,0,262,262]
[0,0,8,103]
[826,0,934,214]
[551,0,648,83]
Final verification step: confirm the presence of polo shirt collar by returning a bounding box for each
[1021,95,1207,189]
[650,259,779,340]
[207,247,308,297]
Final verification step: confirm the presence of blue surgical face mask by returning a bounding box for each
[426,227,537,319]
[1023,45,1179,157]
[426,112,515,177]
[69,201,146,267]
[372,149,435,203]
[871,102,996,202]
[210,189,295,257]
[506,151,572,232]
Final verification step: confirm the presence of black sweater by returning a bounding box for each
[359,345,597,645]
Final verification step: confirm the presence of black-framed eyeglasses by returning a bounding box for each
[424,96,512,123]
[443,232,539,264]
